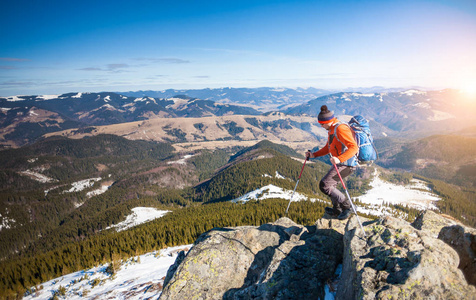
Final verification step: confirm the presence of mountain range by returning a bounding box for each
[119,87,332,111]
[2,88,475,149]
[1,87,476,299]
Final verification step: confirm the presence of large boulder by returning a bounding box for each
[413,210,476,286]
[160,217,344,300]
[411,210,460,237]
[159,212,476,300]
[338,214,476,299]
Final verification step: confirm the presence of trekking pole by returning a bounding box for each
[332,162,367,237]
[285,154,309,215]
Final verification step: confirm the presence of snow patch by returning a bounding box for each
[239,171,441,218]
[5,95,26,101]
[23,245,192,300]
[325,264,342,299]
[105,207,170,232]
[356,171,440,213]
[412,102,431,109]
[64,178,101,193]
[167,154,195,165]
[165,98,189,110]
[428,110,455,121]
[86,182,113,198]
[20,170,56,183]
[134,97,156,103]
[101,104,115,110]
[402,90,426,96]
[104,95,111,102]
[261,172,286,179]
[0,213,16,231]
[72,93,83,98]
[36,95,60,100]
[340,94,352,102]
[232,184,310,203]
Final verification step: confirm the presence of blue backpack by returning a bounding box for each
[333,115,378,166]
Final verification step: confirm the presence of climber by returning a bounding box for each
[306,105,358,220]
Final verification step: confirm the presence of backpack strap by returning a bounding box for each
[331,123,354,148]
[329,122,358,159]
[328,122,360,166]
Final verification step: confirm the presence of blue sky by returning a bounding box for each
[1,0,475,96]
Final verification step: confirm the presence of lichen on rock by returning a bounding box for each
[160,212,476,300]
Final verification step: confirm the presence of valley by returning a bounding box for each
[43,114,325,153]
[0,87,475,299]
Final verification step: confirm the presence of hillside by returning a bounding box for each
[284,89,476,138]
[0,135,184,260]
[42,113,327,153]
[378,134,476,188]
[19,211,476,299]
[0,136,475,298]
[0,92,261,148]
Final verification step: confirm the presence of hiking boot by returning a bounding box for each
[338,209,352,220]
[325,207,341,217]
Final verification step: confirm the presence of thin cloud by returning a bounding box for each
[77,64,130,73]
[0,66,17,70]
[0,57,30,62]
[107,63,129,70]
[0,80,36,87]
[191,47,264,56]
[136,57,190,64]
[146,75,167,79]
[158,58,190,64]
[78,67,103,71]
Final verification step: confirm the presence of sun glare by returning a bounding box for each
[460,81,476,99]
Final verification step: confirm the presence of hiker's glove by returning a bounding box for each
[305,151,312,159]
[330,156,341,165]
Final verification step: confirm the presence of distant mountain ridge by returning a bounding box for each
[119,87,332,111]
[2,88,476,149]
[0,92,261,148]
[118,86,424,111]
[284,89,476,136]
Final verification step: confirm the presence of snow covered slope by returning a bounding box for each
[23,245,191,300]
[105,207,170,232]
[231,171,440,218]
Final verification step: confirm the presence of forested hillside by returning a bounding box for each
[378,134,476,188]
[0,199,329,298]
[0,135,475,299]
[0,135,177,259]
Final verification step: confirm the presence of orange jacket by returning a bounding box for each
[313,120,358,164]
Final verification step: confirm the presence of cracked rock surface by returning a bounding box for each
[160,212,476,300]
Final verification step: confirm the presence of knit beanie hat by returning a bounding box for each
[317,105,335,124]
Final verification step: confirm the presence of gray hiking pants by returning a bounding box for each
[319,164,355,211]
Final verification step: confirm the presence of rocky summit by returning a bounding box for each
[160,211,476,300]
